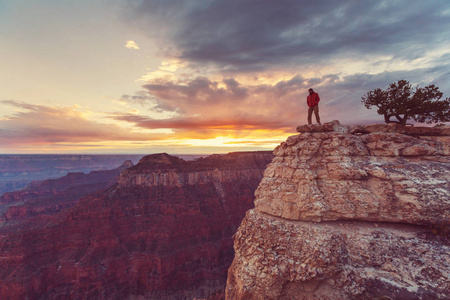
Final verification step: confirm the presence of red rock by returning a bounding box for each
[0,152,272,299]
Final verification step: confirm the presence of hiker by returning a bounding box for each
[307,88,321,125]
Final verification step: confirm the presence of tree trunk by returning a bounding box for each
[395,114,407,125]
[384,114,391,124]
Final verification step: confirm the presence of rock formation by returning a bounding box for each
[0,151,272,299]
[226,121,450,299]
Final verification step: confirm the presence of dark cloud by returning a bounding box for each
[118,1,450,129]
[119,91,181,113]
[125,0,450,71]
[142,76,249,111]
[119,91,153,106]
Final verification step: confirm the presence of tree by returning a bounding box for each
[361,80,450,125]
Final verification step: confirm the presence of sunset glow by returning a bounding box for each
[1,0,450,154]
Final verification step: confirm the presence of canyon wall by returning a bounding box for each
[226,121,450,299]
[0,151,272,299]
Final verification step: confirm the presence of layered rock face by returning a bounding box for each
[0,151,272,299]
[226,121,450,299]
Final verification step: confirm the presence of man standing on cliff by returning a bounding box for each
[307,88,321,125]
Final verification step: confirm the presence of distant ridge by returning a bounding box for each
[0,154,145,195]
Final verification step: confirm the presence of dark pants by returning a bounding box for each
[307,105,320,125]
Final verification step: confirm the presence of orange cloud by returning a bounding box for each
[108,113,292,131]
[0,100,290,153]
[0,100,161,147]
[117,76,310,135]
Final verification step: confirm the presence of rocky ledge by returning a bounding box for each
[226,121,450,299]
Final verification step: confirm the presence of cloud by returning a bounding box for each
[117,0,450,131]
[116,59,450,132]
[108,1,450,146]
[119,91,154,106]
[116,75,310,132]
[123,0,450,72]
[114,75,354,133]
[109,113,289,132]
[125,40,140,50]
[0,100,160,147]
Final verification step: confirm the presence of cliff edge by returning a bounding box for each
[226,121,450,299]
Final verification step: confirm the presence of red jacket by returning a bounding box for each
[307,92,320,107]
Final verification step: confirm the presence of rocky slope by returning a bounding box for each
[226,121,450,299]
[0,160,133,224]
[0,151,272,299]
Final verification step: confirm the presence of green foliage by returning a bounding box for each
[361,80,450,125]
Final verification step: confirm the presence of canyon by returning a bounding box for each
[0,160,133,224]
[1,120,449,299]
[0,154,146,196]
[226,121,450,299]
[0,151,273,299]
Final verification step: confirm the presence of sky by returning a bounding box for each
[1,0,450,154]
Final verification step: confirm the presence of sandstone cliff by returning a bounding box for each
[0,151,272,299]
[226,121,450,299]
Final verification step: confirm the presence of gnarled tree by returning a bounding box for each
[361,80,450,125]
